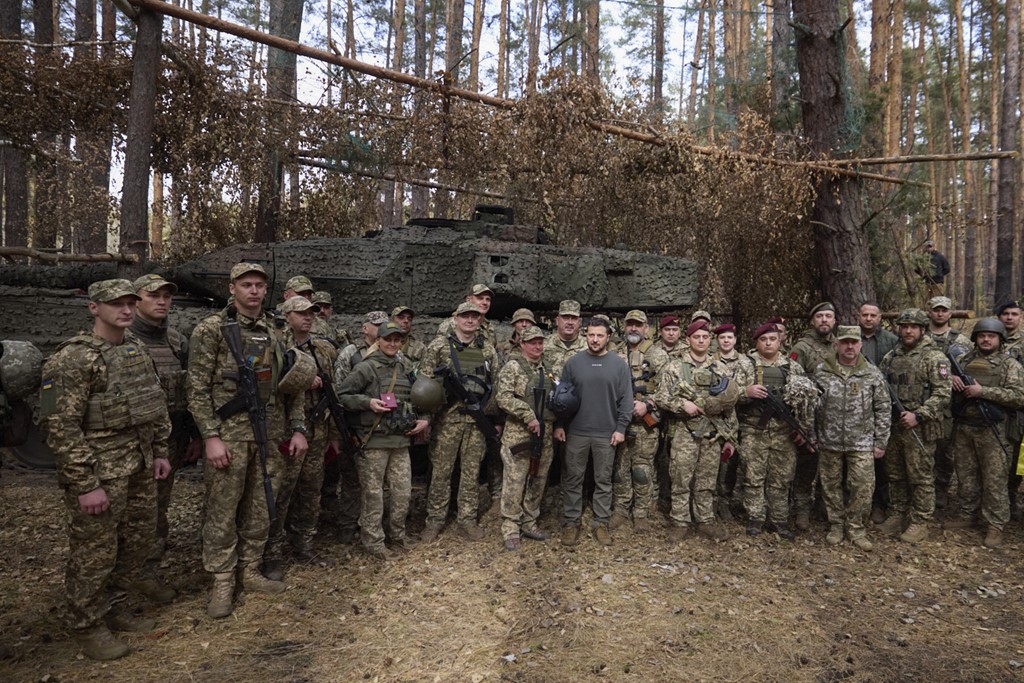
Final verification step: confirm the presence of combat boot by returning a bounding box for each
[263,558,285,582]
[825,526,844,546]
[632,516,652,533]
[419,524,442,544]
[608,512,630,530]
[876,513,905,536]
[716,498,734,522]
[696,522,729,542]
[592,524,612,546]
[560,524,581,547]
[456,523,485,542]
[850,535,874,551]
[74,624,129,661]
[984,526,1004,549]
[794,510,811,532]
[899,523,928,544]
[745,520,763,537]
[207,572,235,619]
[240,564,286,594]
[520,525,548,541]
[292,545,316,563]
[105,611,155,633]
[667,525,691,543]
[117,577,176,604]
[870,506,886,525]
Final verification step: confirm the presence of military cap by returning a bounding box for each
[558,300,581,317]
[285,275,314,293]
[454,302,483,317]
[713,323,736,335]
[625,310,647,324]
[690,310,712,323]
[133,273,178,294]
[519,326,544,342]
[229,262,268,281]
[686,320,710,337]
[311,291,333,305]
[927,296,952,310]
[280,297,319,314]
[591,313,612,323]
[378,321,406,338]
[995,299,1022,316]
[470,283,494,296]
[809,302,835,317]
[391,305,415,318]
[895,308,929,327]
[88,279,141,303]
[659,314,680,329]
[365,310,388,325]
[511,308,536,324]
[835,325,861,342]
[752,322,780,340]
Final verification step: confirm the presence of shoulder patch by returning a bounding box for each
[789,352,799,361]
[938,361,949,379]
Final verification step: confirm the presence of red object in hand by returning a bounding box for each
[278,441,291,456]
[324,443,339,464]
[721,444,735,462]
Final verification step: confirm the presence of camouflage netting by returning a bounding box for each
[1,47,818,329]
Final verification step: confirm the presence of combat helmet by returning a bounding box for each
[410,375,445,412]
[895,308,928,327]
[0,341,43,401]
[971,317,1007,342]
[277,348,317,395]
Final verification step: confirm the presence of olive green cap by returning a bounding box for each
[511,308,536,324]
[133,273,177,294]
[391,305,415,318]
[229,262,268,282]
[88,279,141,303]
[285,275,314,293]
[690,310,711,323]
[280,297,319,314]
[378,321,406,338]
[454,302,483,316]
[625,309,647,324]
[311,290,333,305]
[470,283,493,296]
[928,296,952,310]
[558,300,581,316]
[519,326,544,342]
[835,325,861,342]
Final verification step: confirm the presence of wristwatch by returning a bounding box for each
[292,425,308,435]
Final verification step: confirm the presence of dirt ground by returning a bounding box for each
[1,458,1023,683]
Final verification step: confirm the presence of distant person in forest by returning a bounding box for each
[916,239,951,299]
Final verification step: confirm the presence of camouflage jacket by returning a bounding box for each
[42,331,171,495]
[336,350,423,449]
[713,349,755,386]
[654,354,738,442]
[334,339,372,384]
[736,352,815,433]
[653,339,687,360]
[294,336,340,442]
[129,314,189,414]
[435,316,497,348]
[420,333,500,422]
[617,340,669,424]
[879,336,952,440]
[496,355,553,450]
[400,335,427,369]
[542,333,588,378]
[315,317,350,348]
[187,308,304,442]
[789,329,835,373]
[927,328,972,357]
[811,353,891,452]
[951,349,1024,427]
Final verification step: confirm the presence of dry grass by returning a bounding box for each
[1,462,1023,683]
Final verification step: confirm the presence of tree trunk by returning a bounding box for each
[496,0,508,97]
[32,0,58,249]
[151,171,164,259]
[884,0,903,158]
[120,8,163,277]
[652,0,664,120]
[1,0,28,252]
[687,1,707,126]
[468,0,484,91]
[411,0,429,216]
[526,0,540,91]
[445,0,465,84]
[996,0,1020,303]
[72,0,110,254]
[770,0,793,118]
[584,0,599,82]
[792,0,875,319]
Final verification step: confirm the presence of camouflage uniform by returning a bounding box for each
[420,333,500,529]
[927,327,973,501]
[654,355,738,528]
[712,350,755,514]
[950,350,1024,530]
[1004,329,1024,517]
[879,336,952,526]
[436,316,498,348]
[542,334,589,379]
[323,339,371,537]
[811,354,891,540]
[612,341,669,521]
[42,330,171,631]
[401,336,427,368]
[653,339,687,360]
[336,349,423,552]
[129,314,194,559]
[788,329,834,521]
[496,354,554,540]
[266,338,338,561]
[736,355,809,527]
[187,308,304,574]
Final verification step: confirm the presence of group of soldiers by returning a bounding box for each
[40,264,1024,662]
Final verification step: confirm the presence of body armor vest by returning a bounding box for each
[147,339,187,413]
[351,357,417,435]
[928,330,957,354]
[952,353,1006,422]
[220,318,276,405]
[739,362,788,425]
[886,351,931,410]
[61,335,166,432]
[625,346,656,399]
[449,336,490,403]
[515,357,549,421]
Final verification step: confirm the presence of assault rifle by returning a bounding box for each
[435,366,500,444]
[216,307,278,523]
[301,339,362,458]
[758,389,816,453]
[882,377,927,451]
[631,370,660,428]
[947,353,1012,460]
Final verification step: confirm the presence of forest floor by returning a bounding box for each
[1,457,1023,683]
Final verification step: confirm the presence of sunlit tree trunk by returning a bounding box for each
[996,0,1020,303]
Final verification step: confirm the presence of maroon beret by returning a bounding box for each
[713,324,736,335]
[660,314,680,329]
[686,320,710,337]
[766,315,786,326]
[752,323,780,340]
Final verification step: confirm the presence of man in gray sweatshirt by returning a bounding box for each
[555,317,633,547]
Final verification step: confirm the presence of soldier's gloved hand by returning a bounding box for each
[78,487,110,515]
[153,458,172,480]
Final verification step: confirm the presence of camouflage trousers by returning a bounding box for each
[201,440,283,574]
[885,428,936,525]
[818,449,875,539]
[321,447,362,534]
[357,447,412,549]
[740,424,797,524]
[933,416,955,493]
[499,425,554,540]
[426,416,485,527]
[153,414,195,560]
[613,423,660,520]
[63,465,156,630]
[668,434,720,526]
[952,423,1012,530]
[266,434,328,560]
[791,452,818,517]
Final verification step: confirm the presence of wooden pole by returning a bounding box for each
[125,0,913,188]
[823,150,1018,166]
[0,247,140,263]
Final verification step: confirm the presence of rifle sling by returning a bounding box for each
[363,364,399,447]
